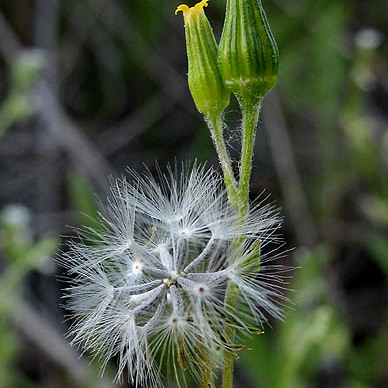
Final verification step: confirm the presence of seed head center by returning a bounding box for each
[163,270,182,288]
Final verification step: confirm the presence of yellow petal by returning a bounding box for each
[175,0,209,16]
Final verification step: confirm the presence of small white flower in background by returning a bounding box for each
[60,164,288,387]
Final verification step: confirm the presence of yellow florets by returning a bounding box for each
[175,0,209,16]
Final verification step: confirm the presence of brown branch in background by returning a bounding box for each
[0,8,115,189]
[34,0,60,92]
[0,8,116,383]
[33,81,115,188]
[263,90,318,247]
[98,90,175,155]
[12,300,114,388]
[34,0,61,234]
[62,2,180,156]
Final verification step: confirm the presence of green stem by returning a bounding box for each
[198,341,215,387]
[221,281,240,388]
[221,98,261,388]
[201,361,215,388]
[207,115,240,211]
[238,98,262,212]
[206,102,261,388]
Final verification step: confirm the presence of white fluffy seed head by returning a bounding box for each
[132,261,142,274]
[60,163,288,387]
[193,283,209,298]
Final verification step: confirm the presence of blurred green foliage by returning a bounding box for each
[240,247,349,388]
[0,206,58,387]
[67,171,99,230]
[0,0,387,386]
[0,51,44,137]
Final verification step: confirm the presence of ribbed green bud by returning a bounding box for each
[218,0,279,101]
[176,0,230,119]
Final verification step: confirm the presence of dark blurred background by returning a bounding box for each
[0,0,387,387]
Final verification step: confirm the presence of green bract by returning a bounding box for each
[176,0,230,119]
[218,0,279,102]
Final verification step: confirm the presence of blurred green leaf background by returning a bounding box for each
[0,0,387,387]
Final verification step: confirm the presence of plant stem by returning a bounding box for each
[198,343,216,387]
[201,362,216,388]
[238,98,262,212]
[207,115,239,211]
[206,101,261,387]
[221,98,262,388]
[221,280,240,387]
[205,114,241,386]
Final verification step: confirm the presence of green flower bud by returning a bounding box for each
[176,0,230,119]
[218,0,279,102]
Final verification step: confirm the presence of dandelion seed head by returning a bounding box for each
[132,261,143,275]
[194,283,209,298]
[60,163,288,387]
[168,314,185,330]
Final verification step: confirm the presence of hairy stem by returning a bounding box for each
[221,281,240,388]
[206,101,261,387]
[207,114,239,211]
[221,98,261,388]
[238,98,262,212]
[199,345,216,388]
[201,365,215,388]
